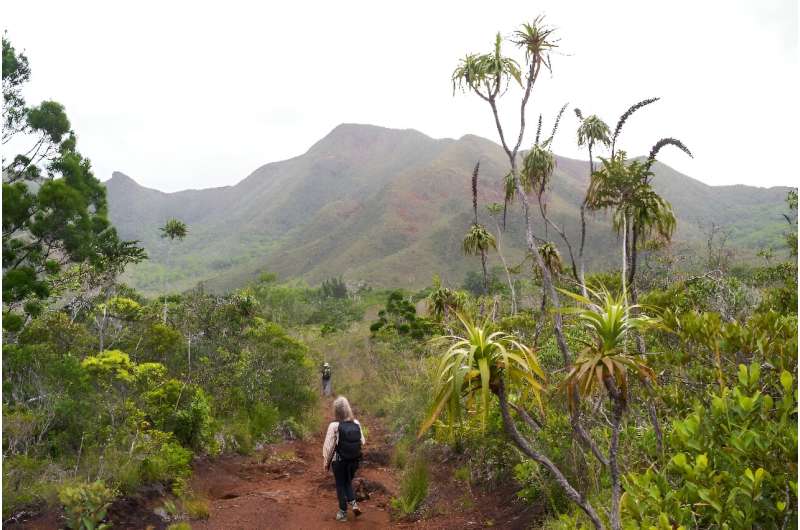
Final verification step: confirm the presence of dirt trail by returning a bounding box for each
[10,399,541,529]
[190,401,398,530]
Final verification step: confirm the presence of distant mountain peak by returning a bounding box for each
[106,171,143,188]
[308,123,435,154]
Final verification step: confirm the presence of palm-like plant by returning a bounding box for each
[426,275,465,321]
[464,162,495,295]
[463,223,496,295]
[538,242,563,276]
[419,313,544,435]
[452,34,521,99]
[561,287,654,405]
[575,111,612,296]
[159,218,188,323]
[520,144,555,195]
[559,286,656,530]
[511,16,558,68]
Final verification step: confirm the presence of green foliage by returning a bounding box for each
[138,438,193,485]
[462,223,496,256]
[370,290,437,339]
[561,287,655,406]
[461,269,505,297]
[391,456,430,518]
[320,276,348,299]
[58,481,115,530]
[622,365,797,528]
[1,37,145,315]
[160,218,188,241]
[421,314,544,435]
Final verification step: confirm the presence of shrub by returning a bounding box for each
[58,480,116,530]
[182,497,210,519]
[622,365,797,528]
[391,457,429,518]
[139,439,192,487]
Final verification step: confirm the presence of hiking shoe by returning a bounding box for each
[336,509,347,522]
[351,500,362,517]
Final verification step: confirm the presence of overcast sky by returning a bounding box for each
[4,0,798,192]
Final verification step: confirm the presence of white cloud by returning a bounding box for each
[4,0,797,191]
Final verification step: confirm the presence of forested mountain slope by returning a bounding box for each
[106,123,791,293]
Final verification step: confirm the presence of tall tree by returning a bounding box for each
[574,110,611,295]
[2,37,143,319]
[452,20,613,528]
[452,18,572,368]
[159,218,188,323]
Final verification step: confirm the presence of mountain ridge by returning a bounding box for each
[105,123,793,294]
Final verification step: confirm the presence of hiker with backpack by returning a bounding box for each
[322,396,365,522]
[321,362,332,396]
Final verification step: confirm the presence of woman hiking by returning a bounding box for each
[322,396,365,522]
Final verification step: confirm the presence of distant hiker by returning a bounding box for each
[322,396,365,522]
[321,362,332,396]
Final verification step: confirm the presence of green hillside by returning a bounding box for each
[106,124,792,294]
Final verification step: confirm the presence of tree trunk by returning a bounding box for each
[578,146,593,297]
[621,215,628,307]
[492,218,517,314]
[497,377,604,530]
[643,379,663,455]
[480,249,489,295]
[604,377,625,530]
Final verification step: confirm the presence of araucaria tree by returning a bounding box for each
[2,36,144,319]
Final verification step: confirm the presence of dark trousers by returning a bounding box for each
[332,459,358,511]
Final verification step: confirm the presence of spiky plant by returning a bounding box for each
[427,275,465,321]
[541,102,569,148]
[646,137,693,172]
[452,34,521,98]
[521,144,555,195]
[575,111,612,295]
[560,287,655,405]
[611,97,660,155]
[538,242,563,276]
[160,218,188,241]
[419,313,545,435]
[577,114,611,154]
[463,224,496,256]
[559,285,656,530]
[510,16,558,70]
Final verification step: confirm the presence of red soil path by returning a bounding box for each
[190,402,398,530]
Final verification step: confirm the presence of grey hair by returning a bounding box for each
[333,396,354,422]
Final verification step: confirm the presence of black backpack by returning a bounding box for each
[336,421,362,461]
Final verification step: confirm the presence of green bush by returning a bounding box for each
[391,457,429,518]
[58,480,116,530]
[139,439,192,486]
[622,365,797,528]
